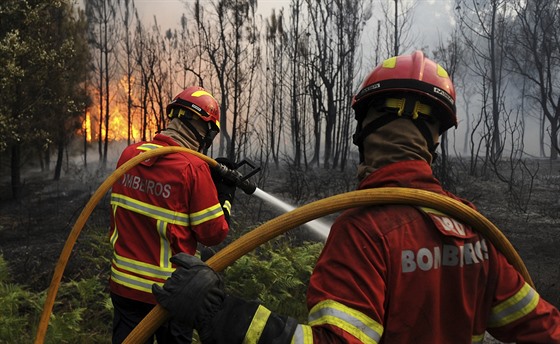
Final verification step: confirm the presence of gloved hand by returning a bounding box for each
[154,255,299,344]
[200,246,216,262]
[152,253,225,328]
[211,157,237,207]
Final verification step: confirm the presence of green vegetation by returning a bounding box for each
[0,227,113,343]
[0,226,323,342]
[225,240,323,322]
[0,254,111,343]
[1,0,91,196]
[0,255,43,343]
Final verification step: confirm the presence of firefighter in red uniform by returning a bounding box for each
[109,86,235,343]
[152,52,560,343]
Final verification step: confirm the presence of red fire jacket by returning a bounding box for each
[109,134,229,304]
[299,160,560,343]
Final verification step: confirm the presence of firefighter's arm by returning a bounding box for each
[486,253,560,342]
[153,253,298,344]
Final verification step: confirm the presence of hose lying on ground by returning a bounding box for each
[33,146,533,343]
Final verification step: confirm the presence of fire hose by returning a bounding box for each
[34,146,238,344]
[34,146,534,344]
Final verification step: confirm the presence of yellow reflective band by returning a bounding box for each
[190,202,224,226]
[291,324,313,344]
[157,220,172,269]
[436,64,449,78]
[472,333,485,344]
[222,200,232,215]
[243,305,271,344]
[489,283,539,328]
[137,143,163,151]
[111,193,190,226]
[382,57,397,69]
[192,89,215,100]
[112,253,174,280]
[309,300,382,344]
[112,193,222,227]
[111,265,165,293]
[110,204,119,246]
[417,206,448,217]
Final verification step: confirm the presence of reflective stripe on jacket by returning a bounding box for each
[109,135,229,304]
[303,160,560,343]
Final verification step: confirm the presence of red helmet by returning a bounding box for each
[352,51,457,132]
[167,86,221,132]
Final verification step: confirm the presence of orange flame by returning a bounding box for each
[81,76,152,143]
[82,112,92,142]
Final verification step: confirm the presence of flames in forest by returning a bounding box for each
[81,78,147,143]
[83,107,143,142]
[82,112,92,142]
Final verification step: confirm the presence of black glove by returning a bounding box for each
[152,253,225,328]
[200,246,216,262]
[154,254,298,344]
[211,157,237,210]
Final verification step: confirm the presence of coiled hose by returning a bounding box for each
[34,146,533,344]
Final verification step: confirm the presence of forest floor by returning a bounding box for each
[1,157,559,344]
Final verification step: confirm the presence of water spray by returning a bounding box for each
[252,188,332,239]
[215,159,332,238]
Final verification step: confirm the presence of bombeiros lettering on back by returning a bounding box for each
[401,239,489,273]
[121,173,172,198]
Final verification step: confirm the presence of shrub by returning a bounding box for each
[0,255,42,343]
[224,239,323,322]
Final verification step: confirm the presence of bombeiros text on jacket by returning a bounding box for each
[121,173,172,198]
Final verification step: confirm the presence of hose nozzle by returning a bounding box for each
[215,159,260,195]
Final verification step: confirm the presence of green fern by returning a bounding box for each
[46,308,85,343]
[223,239,323,322]
[0,255,42,343]
[39,277,111,343]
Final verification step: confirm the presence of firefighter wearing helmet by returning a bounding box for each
[351,50,457,176]
[152,52,560,343]
[166,86,221,154]
[109,86,236,343]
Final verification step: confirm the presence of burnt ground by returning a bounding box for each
[0,166,113,290]
[0,158,559,343]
